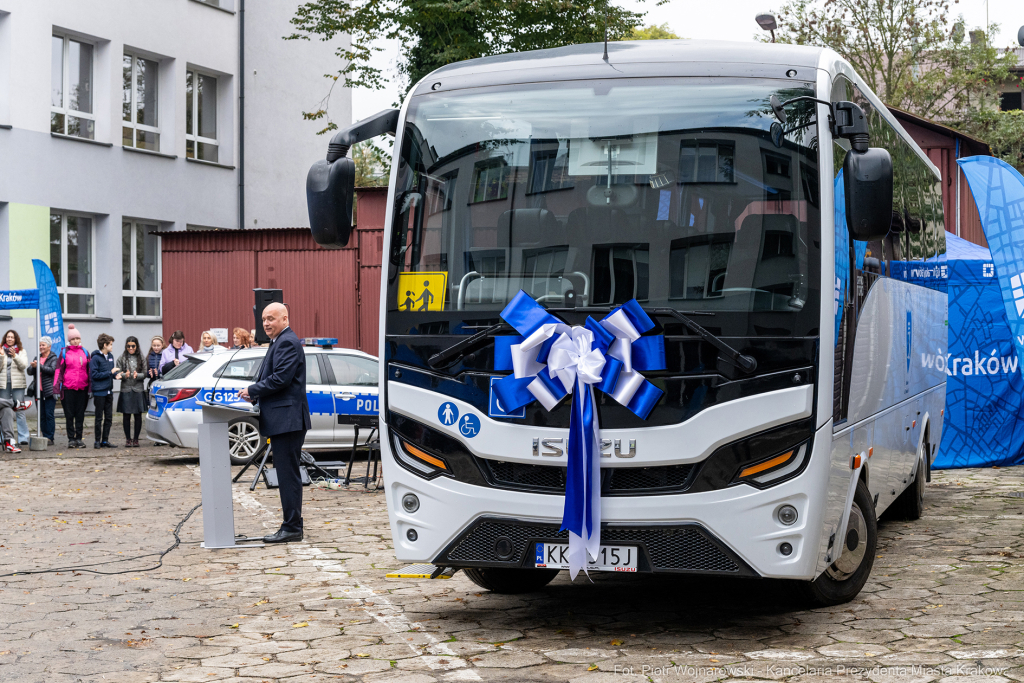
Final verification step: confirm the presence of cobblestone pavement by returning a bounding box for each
[3,444,1024,683]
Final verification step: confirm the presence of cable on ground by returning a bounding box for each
[0,502,202,578]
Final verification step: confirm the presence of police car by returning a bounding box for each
[145,339,378,464]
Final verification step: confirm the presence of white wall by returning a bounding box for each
[243,0,351,229]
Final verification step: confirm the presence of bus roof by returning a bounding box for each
[413,40,828,96]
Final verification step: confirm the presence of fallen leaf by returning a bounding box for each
[253,598,269,606]
[182,578,191,582]
[229,624,239,629]
[610,639,623,646]
[292,622,308,628]
[355,653,370,658]
[588,664,599,671]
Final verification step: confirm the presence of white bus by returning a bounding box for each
[306,40,946,605]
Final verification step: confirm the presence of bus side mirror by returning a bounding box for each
[844,147,893,242]
[306,108,400,249]
[306,156,355,248]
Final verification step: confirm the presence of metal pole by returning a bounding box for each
[35,308,40,438]
[955,138,961,238]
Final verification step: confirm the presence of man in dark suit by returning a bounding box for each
[239,302,311,543]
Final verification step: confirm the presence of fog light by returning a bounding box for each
[779,542,793,556]
[495,536,514,560]
[402,493,420,513]
[778,504,798,526]
[406,529,418,542]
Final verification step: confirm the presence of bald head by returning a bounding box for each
[262,303,290,340]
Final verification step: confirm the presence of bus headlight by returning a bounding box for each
[735,443,809,487]
[392,434,451,479]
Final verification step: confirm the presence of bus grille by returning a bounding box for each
[438,518,752,575]
[485,461,695,495]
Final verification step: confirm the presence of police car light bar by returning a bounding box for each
[303,337,338,349]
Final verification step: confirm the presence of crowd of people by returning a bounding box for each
[0,326,258,453]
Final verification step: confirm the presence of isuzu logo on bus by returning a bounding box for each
[532,438,637,458]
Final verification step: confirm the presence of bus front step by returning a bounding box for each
[386,564,458,579]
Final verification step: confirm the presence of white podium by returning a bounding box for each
[196,400,264,549]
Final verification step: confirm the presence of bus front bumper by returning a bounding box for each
[382,426,835,581]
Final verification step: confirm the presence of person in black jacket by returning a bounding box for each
[239,303,311,543]
[27,336,59,444]
[89,334,117,449]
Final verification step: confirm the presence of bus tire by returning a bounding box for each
[463,567,559,594]
[890,456,926,521]
[800,479,877,606]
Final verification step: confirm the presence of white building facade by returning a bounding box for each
[0,0,350,355]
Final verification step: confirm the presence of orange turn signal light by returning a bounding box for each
[851,453,862,469]
[403,442,447,470]
[739,450,794,478]
[868,446,873,458]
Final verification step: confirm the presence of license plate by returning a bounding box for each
[535,542,638,572]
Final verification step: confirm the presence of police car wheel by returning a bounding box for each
[463,567,559,594]
[228,418,262,465]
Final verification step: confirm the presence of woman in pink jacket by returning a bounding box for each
[56,325,91,449]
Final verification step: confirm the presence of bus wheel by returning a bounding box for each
[801,479,877,606]
[889,452,926,521]
[463,567,559,594]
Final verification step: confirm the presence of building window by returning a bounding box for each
[679,141,735,184]
[51,34,94,139]
[50,213,95,315]
[529,142,574,194]
[471,159,510,203]
[123,53,160,150]
[186,70,218,161]
[1000,91,1022,112]
[122,221,161,318]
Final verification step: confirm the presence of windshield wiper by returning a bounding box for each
[648,308,757,374]
[427,307,754,376]
[427,322,513,369]
[567,306,755,374]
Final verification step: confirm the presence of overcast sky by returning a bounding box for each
[349,0,1024,121]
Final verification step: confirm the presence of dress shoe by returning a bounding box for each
[101,441,114,448]
[263,527,303,544]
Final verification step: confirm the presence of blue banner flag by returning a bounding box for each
[0,289,40,309]
[32,259,65,356]
[957,156,1024,377]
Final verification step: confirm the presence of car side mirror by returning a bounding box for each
[306,156,355,248]
[844,147,893,242]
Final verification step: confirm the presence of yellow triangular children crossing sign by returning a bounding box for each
[397,272,447,312]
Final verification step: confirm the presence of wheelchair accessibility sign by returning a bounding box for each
[489,377,525,418]
[458,413,480,438]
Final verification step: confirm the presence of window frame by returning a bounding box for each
[185,68,219,162]
[51,34,95,139]
[50,211,96,316]
[121,219,162,320]
[122,51,160,151]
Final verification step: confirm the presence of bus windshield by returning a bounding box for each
[388,77,821,336]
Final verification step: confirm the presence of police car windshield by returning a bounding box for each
[388,77,821,334]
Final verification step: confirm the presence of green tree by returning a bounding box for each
[288,0,660,133]
[766,0,1018,120]
[352,141,392,187]
[956,109,1024,171]
[626,22,679,40]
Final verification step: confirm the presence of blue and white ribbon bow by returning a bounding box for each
[492,290,665,579]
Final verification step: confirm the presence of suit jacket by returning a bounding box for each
[247,327,311,436]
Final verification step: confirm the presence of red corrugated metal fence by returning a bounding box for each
[161,189,388,355]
